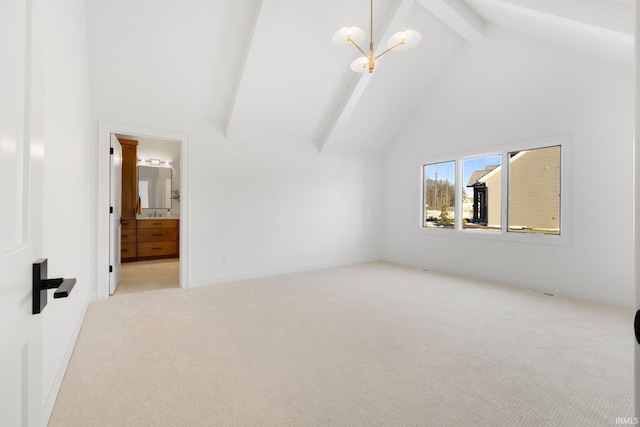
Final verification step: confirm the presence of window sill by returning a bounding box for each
[416,225,570,246]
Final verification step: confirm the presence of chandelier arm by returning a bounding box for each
[374,41,404,60]
[349,39,370,59]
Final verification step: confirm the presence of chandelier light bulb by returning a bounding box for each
[333,26,366,47]
[386,29,422,52]
[350,57,370,73]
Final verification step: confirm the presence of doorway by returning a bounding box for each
[116,259,179,294]
[98,121,189,301]
[113,134,182,295]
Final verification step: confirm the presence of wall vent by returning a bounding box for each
[529,290,556,297]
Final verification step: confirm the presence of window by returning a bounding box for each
[508,145,560,235]
[423,161,455,229]
[462,155,501,232]
[419,136,567,240]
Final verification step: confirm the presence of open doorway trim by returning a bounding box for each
[97,121,189,300]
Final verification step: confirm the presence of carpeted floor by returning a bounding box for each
[49,262,633,426]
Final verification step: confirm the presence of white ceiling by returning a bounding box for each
[86,0,634,152]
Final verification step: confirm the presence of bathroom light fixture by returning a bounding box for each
[138,158,171,166]
[333,0,421,74]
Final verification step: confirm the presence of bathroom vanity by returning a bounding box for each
[119,136,180,262]
[136,218,179,260]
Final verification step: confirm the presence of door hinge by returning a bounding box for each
[109,265,113,273]
[110,206,113,214]
[110,147,114,155]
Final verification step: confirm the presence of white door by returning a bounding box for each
[0,0,45,424]
[635,2,640,418]
[110,135,123,294]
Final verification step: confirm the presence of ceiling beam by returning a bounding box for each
[225,0,277,141]
[472,0,633,37]
[317,0,416,152]
[416,0,485,43]
[471,0,633,41]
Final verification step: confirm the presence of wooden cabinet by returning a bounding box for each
[121,219,137,262]
[136,219,179,260]
[120,138,138,220]
[120,137,139,263]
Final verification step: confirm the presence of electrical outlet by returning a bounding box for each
[223,253,230,263]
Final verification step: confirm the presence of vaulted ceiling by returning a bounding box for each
[85,0,634,152]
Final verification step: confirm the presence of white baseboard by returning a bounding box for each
[382,255,630,309]
[188,257,381,288]
[42,296,90,425]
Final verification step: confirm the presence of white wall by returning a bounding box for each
[188,130,381,285]
[41,0,93,421]
[382,25,634,307]
[92,102,382,288]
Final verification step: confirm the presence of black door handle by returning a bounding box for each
[635,310,640,345]
[32,258,76,315]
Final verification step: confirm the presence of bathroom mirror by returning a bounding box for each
[138,166,172,209]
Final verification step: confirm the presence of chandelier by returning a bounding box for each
[333,0,421,73]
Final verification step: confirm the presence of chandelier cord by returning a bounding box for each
[370,0,373,46]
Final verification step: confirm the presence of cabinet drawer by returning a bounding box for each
[137,241,177,258]
[121,219,137,230]
[121,230,137,243]
[137,219,177,229]
[121,242,137,259]
[137,228,177,242]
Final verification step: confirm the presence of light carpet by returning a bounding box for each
[49,262,633,426]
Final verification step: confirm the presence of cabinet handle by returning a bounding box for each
[122,234,128,238]
[153,247,162,250]
[122,249,128,252]
[152,234,162,237]
[152,222,162,226]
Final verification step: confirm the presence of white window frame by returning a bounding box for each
[418,134,571,246]
[460,152,503,232]
[422,159,457,229]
